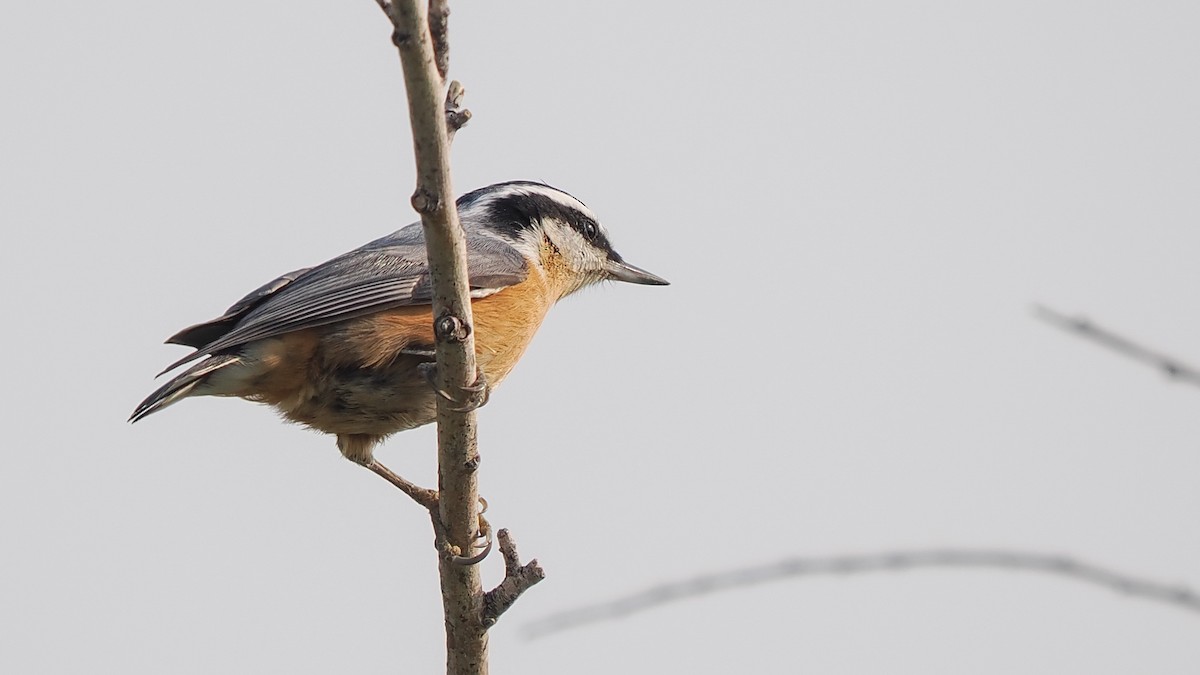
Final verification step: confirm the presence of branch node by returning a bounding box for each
[391,28,413,48]
[434,313,471,342]
[410,187,441,214]
[446,109,472,136]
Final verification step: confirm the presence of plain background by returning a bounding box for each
[4,1,1199,672]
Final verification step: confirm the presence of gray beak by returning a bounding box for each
[607,258,669,285]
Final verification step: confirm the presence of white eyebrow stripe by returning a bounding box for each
[525,185,598,221]
[467,183,599,224]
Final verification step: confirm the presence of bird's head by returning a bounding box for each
[458,181,669,297]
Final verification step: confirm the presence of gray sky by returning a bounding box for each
[4,1,1200,672]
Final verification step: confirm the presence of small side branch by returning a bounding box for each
[444,80,471,141]
[483,529,546,627]
[428,0,451,81]
[524,549,1200,638]
[1034,304,1200,388]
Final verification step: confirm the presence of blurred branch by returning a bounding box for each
[1034,304,1200,388]
[524,549,1200,638]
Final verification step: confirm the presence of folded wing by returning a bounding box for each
[158,224,528,374]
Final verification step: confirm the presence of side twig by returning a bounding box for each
[524,549,1200,638]
[444,80,471,141]
[1034,304,1200,388]
[428,0,451,81]
[483,529,546,627]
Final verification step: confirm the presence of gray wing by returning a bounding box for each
[159,223,528,374]
[166,267,313,348]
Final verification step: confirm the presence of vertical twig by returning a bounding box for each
[376,1,486,672]
[428,0,451,81]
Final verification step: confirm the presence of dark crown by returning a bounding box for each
[458,181,613,253]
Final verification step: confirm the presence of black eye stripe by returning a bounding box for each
[462,186,585,226]
[457,183,614,253]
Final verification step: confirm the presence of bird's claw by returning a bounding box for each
[450,513,493,566]
[419,363,491,413]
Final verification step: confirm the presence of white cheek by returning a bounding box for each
[542,222,577,260]
[514,228,546,260]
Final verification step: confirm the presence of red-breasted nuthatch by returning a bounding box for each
[130,181,668,466]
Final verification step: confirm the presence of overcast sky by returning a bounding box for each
[4,1,1200,673]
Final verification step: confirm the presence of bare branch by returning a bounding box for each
[429,0,451,82]
[524,549,1200,638]
[1034,304,1200,388]
[376,1,488,671]
[483,529,546,627]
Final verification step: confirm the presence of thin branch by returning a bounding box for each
[428,0,451,81]
[524,549,1200,638]
[376,1,487,672]
[483,529,546,627]
[1034,304,1200,388]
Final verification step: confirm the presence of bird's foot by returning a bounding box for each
[418,363,491,413]
[450,512,493,566]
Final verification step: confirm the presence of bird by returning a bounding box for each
[130,181,669,470]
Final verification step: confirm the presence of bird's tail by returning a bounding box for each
[129,354,242,423]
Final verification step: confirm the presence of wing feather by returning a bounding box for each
[166,267,313,348]
[158,225,528,374]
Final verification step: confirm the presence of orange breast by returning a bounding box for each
[238,260,561,436]
[471,271,555,385]
[321,267,556,385]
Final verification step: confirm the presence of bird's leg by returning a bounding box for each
[338,433,439,507]
[360,456,481,562]
[417,363,491,413]
[366,460,439,509]
[337,434,488,561]
[366,461,489,563]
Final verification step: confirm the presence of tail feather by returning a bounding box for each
[129,355,242,423]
